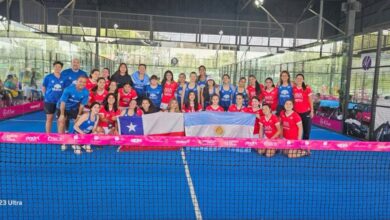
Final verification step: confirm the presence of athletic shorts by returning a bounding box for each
[44,102,57,114]
[56,108,79,120]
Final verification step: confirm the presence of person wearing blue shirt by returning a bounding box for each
[61,58,88,88]
[57,76,89,151]
[42,61,66,133]
[277,70,294,115]
[197,65,207,89]
[219,74,235,111]
[145,75,162,109]
[131,64,150,104]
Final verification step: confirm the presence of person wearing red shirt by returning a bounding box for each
[137,97,157,115]
[101,68,111,90]
[247,75,264,106]
[117,83,138,109]
[206,94,224,112]
[86,69,99,91]
[97,93,121,135]
[244,96,263,137]
[182,91,202,113]
[89,77,108,105]
[293,74,314,140]
[280,100,309,158]
[262,77,279,112]
[161,70,178,110]
[258,104,281,157]
[228,94,246,112]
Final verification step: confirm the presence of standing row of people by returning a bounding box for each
[42,59,313,156]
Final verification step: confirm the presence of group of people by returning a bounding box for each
[42,58,314,157]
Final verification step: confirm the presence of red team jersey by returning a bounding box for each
[262,87,279,111]
[161,81,178,104]
[247,84,265,105]
[206,105,224,112]
[136,109,144,116]
[280,110,302,140]
[292,86,312,113]
[259,114,280,139]
[86,78,97,91]
[244,107,264,135]
[228,104,246,112]
[118,88,138,107]
[104,79,110,90]
[98,107,121,128]
[182,104,203,113]
[90,90,108,104]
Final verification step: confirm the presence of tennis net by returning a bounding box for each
[1,132,389,220]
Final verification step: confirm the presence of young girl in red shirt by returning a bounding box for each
[117,83,138,109]
[244,96,263,138]
[182,91,202,113]
[258,104,281,157]
[161,70,178,110]
[293,74,314,140]
[228,93,246,112]
[97,93,121,135]
[206,94,224,112]
[262,77,278,113]
[247,75,264,106]
[280,99,309,158]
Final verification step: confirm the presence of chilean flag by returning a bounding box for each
[118,112,185,136]
[117,112,185,151]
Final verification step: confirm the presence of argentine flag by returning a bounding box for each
[184,112,256,138]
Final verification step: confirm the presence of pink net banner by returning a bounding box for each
[1,132,390,151]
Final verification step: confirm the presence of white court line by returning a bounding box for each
[181,148,202,220]
[6,119,48,123]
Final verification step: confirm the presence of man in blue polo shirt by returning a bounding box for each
[42,61,65,133]
[57,76,89,151]
[61,58,88,88]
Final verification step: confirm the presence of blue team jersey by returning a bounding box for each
[197,79,207,89]
[233,87,248,106]
[61,68,88,88]
[184,83,199,102]
[278,84,293,106]
[42,73,66,103]
[57,84,89,111]
[146,84,162,108]
[219,84,235,107]
[175,82,187,103]
[76,112,97,134]
[131,71,150,98]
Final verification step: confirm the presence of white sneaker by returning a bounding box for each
[61,144,67,151]
[72,145,82,155]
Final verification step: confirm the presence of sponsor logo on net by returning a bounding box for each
[245,140,258,147]
[25,135,40,142]
[224,140,239,147]
[131,138,142,143]
[200,139,217,145]
[47,135,64,142]
[2,134,19,142]
[175,139,190,145]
